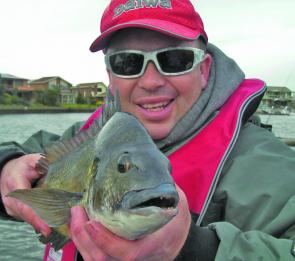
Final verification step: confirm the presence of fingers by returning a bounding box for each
[15,199,51,236]
[12,154,44,182]
[85,221,135,259]
[69,188,191,261]
[70,206,113,261]
[3,190,51,236]
[0,154,51,236]
[24,153,44,180]
[1,154,43,193]
[83,221,171,261]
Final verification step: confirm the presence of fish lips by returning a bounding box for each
[120,183,179,216]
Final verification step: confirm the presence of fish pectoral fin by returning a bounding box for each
[39,228,70,251]
[7,188,83,227]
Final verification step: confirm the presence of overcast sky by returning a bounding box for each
[0,0,294,91]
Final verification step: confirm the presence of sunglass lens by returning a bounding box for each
[157,49,194,73]
[109,53,144,76]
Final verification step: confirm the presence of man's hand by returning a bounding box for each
[70,186,191,261]
[0,154,51,236]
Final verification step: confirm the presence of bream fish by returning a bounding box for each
[8,101,179,250]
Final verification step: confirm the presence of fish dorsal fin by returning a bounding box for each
[36,89,120,170]
[86,88,120,136]
[43,130,94,164]
[36,157,49,176]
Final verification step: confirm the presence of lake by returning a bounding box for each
[0,113,91,261]
[0,113,294,260]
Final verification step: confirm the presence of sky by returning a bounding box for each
[0,0,295,91]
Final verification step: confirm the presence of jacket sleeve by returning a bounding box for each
[210,123,295,260]
[0,121,85,165]
[174,213,219,261]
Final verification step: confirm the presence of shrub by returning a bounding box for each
[76,93,88,104]
[0,93,28,105]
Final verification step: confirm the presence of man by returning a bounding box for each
[1,0,295,260]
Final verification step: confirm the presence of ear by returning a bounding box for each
[199,54,212,89]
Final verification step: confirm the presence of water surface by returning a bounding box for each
[0,113,294,260]
[0,113,90,261]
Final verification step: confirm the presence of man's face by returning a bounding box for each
[107,29,211,140]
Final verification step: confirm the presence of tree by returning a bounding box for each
[44,88,60,106]
[76,93,87,104]
[34,88,60,106]
[0,86,4,103]
[290,96,295,110]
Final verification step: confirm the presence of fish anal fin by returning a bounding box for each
[39,227,70,251]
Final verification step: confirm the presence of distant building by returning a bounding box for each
[29,76,76,104]
[29,76,72,91]
[0,73,29,92]
[259,86,293,114]
[16,85,35,101]
[1,74,107,105]
[60,88,76,104]
[73,82,107,102]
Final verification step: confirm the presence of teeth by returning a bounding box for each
[142,102,169,111]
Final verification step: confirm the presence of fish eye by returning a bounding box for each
[118,153,132,173]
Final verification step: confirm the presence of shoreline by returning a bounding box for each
[0,107,96,114]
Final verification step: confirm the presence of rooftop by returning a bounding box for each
[30,76,61,84]
[75,82,106,87]
[30,76,72,86]
[267,86,292,93]
[0,73,28,80]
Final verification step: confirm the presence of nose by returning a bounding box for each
[137,61,166,92]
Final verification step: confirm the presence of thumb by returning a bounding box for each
[24,153,44,180]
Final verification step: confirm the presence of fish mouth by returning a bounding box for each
[121,183,179,214]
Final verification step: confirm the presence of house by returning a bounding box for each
[16,85,35,102]
[0,73,29,93]
[259,86,293,114]
[29,76,72,91]
[60,88,76,104]
[73,82,107,102]
[29,76,76,104]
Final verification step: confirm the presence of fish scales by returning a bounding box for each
[7,110,179,251]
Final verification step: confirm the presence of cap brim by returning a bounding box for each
[90,19,204,52]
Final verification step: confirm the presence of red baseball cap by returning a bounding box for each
[90,0,208,52]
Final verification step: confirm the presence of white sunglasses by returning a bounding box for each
[105,47,205,78]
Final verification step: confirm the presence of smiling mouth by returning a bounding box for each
[140,100,173,112]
